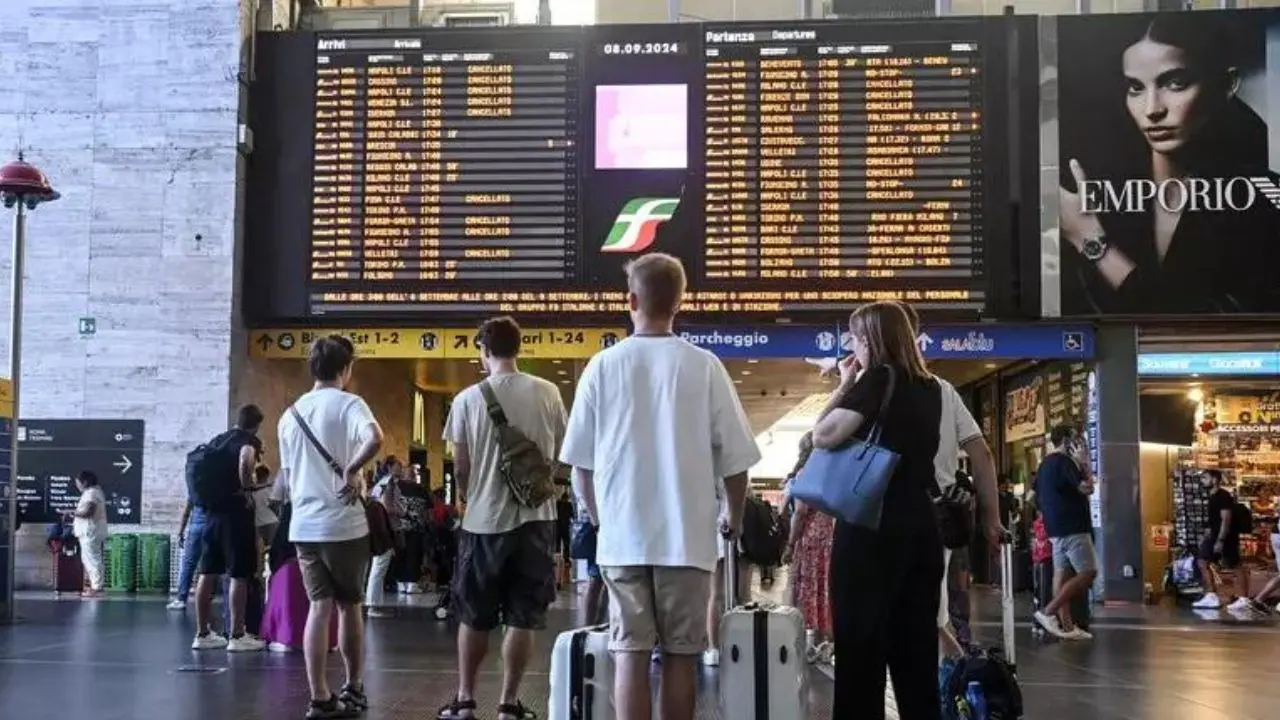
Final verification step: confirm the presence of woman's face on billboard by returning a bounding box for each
[1123,38,1208,155]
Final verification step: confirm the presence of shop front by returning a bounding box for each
[1136,350,1280,601]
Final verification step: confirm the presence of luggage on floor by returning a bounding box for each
[52,541,84,595]
[719,536,808,720]
[942,537,1024,720]
[548,624,614,720]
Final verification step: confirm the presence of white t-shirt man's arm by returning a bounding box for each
[945,380,982,447]
[560,357,599,521]
[708,357,762,479]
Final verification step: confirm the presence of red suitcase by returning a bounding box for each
[52,542,84,596]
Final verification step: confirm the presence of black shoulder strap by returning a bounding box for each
[478,379,509,427]
[866,365,897,446]
[289,405,343,477]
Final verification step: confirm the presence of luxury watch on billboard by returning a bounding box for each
[1080,234,1108,262]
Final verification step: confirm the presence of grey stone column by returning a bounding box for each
[1094,323,1144,603]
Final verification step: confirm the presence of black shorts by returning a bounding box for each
[200,505,258,579]
[452,521,556,631]
[1198,535,1241,569]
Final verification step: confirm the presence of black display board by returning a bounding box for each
[15,420,145,525]
[245,18,1034,324]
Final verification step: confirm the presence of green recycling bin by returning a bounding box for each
[106,534,138,592]
[136,533,171,594]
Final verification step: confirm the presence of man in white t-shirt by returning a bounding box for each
[439,316,567,720]
[277,335,383,720]
[560,253,761,720]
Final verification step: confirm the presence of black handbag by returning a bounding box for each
[569,518,597,560]
[791,366,900,530]
[934,483,975,550]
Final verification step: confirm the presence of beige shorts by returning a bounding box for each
[296,536,370,604]
[600,565,712,656]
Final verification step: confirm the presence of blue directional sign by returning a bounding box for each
[678,324,1096,361]
[1137,351,1280,376]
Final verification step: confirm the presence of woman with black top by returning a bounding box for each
[811,301,944,719]
[1059,13,1280,314]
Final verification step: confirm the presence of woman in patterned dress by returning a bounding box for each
[782,433,836,663]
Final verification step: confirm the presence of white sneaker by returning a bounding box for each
[702,648,720,667]
[1034,611,1069,639]
[191,632,229,650]
[227,635,266,652]
[1227,597,1252,612]
[268,642,292,653]
[435,606,449,620]
[1193,593,1223,609]
[1064,627,1093,640]
[166,599,186,611]
[368,607,393,618]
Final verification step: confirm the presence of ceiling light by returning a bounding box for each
[747,359,759,364]
[553,360,563,365]
[741,370,752,376]
[560,379,570,385]
[984,363,997,369]
[557,370,568,376]
[1187,387,1204,403]
[733,380,742,385]
[468,359,478,364]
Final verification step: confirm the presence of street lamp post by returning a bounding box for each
[0,155,58,624]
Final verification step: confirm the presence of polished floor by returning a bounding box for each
[1,586,1279,720]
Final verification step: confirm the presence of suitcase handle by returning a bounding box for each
[999,531,1017,668]
[722,532,738,611]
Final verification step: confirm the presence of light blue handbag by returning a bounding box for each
[790,366,900,530]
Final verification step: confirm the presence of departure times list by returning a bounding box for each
[702,26,985,310]
[310,33,578,305]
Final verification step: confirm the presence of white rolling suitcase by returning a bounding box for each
[719,537,809,719]
[548,624,615,720]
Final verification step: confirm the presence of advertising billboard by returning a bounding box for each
[1056,10,1280,316]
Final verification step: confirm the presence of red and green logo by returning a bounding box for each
[601,197,680,253]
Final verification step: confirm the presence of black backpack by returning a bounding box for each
[942,649,1024,720]
[1233,501,1254,535]
[740,496,787,567]
[185,431,242,511]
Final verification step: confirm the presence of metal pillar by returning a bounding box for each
[3,203,22,624]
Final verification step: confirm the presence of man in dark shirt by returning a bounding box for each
[1031,425,1096,641]
[1193,469,1240,610]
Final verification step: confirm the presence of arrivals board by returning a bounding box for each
[246,20,1029,322]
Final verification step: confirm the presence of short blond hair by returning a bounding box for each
[625,253,686,318]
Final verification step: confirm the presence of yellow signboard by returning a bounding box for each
[251,328,626,360]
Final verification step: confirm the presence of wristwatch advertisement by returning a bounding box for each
[1080,234,1108,262]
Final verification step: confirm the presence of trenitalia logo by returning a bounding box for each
[1079,177,1280,214]
[602,198,680,253]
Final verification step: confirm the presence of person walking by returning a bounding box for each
[437,316,567,720]
[1031,425,1098,640]
[278,335,384,719]
[560,253,760,720]
[365,458,402,617]
[167,500,207,610]
[810,301,948,720]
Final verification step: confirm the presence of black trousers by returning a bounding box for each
[396,530,425,584]
[830,521,943,720]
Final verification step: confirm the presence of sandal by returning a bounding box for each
[305,695,359,720]
[438,697,477,720]
[339,683,368,712]
[498,701,537,720]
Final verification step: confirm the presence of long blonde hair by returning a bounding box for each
[848,302,929,380]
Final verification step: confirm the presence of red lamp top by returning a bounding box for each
[0,155,59,207]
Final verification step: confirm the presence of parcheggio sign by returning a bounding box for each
[678,330,771,350]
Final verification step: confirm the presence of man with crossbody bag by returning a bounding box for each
[278,335,384,720]
[439,316,567,720]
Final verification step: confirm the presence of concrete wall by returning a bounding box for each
[1,0,250,587]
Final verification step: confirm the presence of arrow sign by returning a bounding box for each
[256,335,273,351]
[453,334,469,350]
[112,455,133,474]
[916,333,934,352]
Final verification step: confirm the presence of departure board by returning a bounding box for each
[702,26,985,309]
[310,33,579,294]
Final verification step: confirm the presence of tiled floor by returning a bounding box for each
[1,587,1278,719]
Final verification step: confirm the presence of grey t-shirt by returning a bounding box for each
[444,372,567,534]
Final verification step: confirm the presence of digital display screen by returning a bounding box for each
[700,27,983,304]
[594,84,688,170]
[246,20,1023,321]
[311,33,579,288]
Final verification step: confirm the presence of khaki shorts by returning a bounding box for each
[600,565,711,656]
[296,536,370,604]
